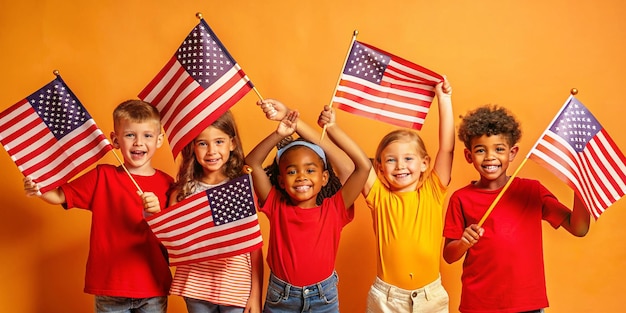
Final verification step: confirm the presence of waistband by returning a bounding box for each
[373,275,442,301]
[269,271,338,298]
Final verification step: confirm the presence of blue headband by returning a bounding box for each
[276,141,327,167]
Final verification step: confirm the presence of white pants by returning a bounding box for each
[366,276,449,313]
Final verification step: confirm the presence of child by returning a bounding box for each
[167,110,263,313]
[362,77,454,313]
[245,105,371,312]
[442,104,590,313]
[23,99,173,313]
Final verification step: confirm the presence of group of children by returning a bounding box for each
[22,75,591,313]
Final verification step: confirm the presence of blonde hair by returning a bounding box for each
[374,129,431,187]
[112,99,161,131]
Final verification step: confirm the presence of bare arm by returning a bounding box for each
[258,99,354,184]
[23,176,66,204]
[432,76,454,186]
[245,248,264,313]
[442,224,484,264]
[560,194,590,237]
[318,106,371,208]
[245,111,298,206]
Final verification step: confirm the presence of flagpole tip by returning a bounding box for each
[570,88,578,95]
[52,69,60,76]
[195,12,203,20]
[353,30,359,36]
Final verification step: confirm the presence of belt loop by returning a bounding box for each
[317,281,325,299]
[424,286,430,301]
[283,283,291,300]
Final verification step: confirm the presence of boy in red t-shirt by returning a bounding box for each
[443,104,590,313]
[23,100,173,313]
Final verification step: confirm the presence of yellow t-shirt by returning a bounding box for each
[365,172,446,290]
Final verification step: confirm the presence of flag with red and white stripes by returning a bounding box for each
[146,174,263,265]
[138,18,253,157]
[0,76,112,194]
[332,40,443,130]
[528,95,626,219]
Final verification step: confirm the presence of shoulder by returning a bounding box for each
[153,169,175,183]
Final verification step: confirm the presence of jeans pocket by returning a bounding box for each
[265,283,285,305]
[321,281,339,304]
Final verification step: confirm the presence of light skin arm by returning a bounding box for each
[443,224,484,264]
[432,76,454,186]
[245,111,298,206]
[23,176,66,204]
[257,99,354,184]
[560,194,590,237]
[318,105,372,208]
[245,248,264,313]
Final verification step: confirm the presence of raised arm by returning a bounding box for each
[257,99,354,184]
[23,176,66,204]
[318,105,371,208]
[432,76,454,186]
[245,111,298,205]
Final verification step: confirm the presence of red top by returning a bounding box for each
[443,178,570,313]
[61,164,173,297]
[260,187,353,286]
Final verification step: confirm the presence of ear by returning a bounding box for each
[464,148,473,164]
[321,170,330,186]
[110,131,120,149]
[509,145,519,161]
[420,156,430,172]
[156,132,164,149]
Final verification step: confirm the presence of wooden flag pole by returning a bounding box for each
[320,30,359,141]
[196,12,264,102]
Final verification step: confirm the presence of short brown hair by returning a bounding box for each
[112,99,161,131]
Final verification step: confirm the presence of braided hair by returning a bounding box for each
[263,136,342,206]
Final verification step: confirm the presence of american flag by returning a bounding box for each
[528,96,626,219]
[332,40,443,130]
[0,76,112,194]
[138,18,253,157]
[146,174,263,266]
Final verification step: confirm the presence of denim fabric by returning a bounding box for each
[94,296,167,313]
[184,297,244,313]
[263,272,339,313]
[366,276,448,313]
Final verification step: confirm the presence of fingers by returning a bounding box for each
[23,176,41,197]
[463,224,483,247]
[141,192,161,214]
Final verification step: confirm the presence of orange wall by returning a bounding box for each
[1,1,625,312]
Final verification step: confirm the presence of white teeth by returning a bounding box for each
[294,186,311,192]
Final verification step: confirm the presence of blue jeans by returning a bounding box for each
[94,296,167,313]
[263,272,339,313]
[184,297,244,313]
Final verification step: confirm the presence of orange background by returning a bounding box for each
[1,1,625,312]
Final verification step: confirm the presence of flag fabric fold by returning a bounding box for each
[146,174,263,266]
[0,76,112,194]
[528,95,626,219]
[138,18,253,158]
[332,40,444,130]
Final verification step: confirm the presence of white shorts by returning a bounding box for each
[366,275,449,313]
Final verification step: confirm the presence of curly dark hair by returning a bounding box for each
[263,138,342,206]
[458,105,522,149]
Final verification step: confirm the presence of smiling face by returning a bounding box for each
[192,126,235,184]
[111,118,163,175]
[464,134,519,190]
[377,140,428,192]
[277,146,329,208]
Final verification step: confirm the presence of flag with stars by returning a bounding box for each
[0,76,112,194]
[332,40,443,130]
[138,18,253,158]
[528,95,626,219]
[146,174,263,265]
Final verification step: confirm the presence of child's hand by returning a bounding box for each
[23,176,41,197]
[139,191,161,215]
[435,75,452,99]
[317,105,336,128]
[461,224,484,247]
[277,111,298,137]
[257,99,288,121]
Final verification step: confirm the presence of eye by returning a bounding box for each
[286,169,297,175]
[385,158,396,164]
[496,147,507,153]
[215,139,225,145]
[474,148,485,154]
[196,141,208,147]
[404,157,414,162]
[306,168,316,174]
[125,133,135,138]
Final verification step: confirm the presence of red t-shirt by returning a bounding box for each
[260,187,353,286]
[443,178,570,313]
[61,164,173,297]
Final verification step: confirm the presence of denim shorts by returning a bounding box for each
[184,297,244,313]
[94,295,167,313]
[263,271,339,313]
